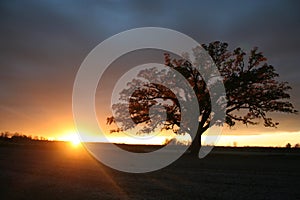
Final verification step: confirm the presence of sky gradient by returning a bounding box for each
[1,0,299,146]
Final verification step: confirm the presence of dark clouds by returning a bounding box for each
[0,0,299,135]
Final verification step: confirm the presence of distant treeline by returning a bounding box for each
[0,132,48,143]
[286,142,300,149]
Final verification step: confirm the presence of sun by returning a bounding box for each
[59,132,82,147]
[69,135,81,147]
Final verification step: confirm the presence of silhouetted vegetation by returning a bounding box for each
[107,41,298,155]
[0,132,48,144]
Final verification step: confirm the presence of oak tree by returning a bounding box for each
[107,42,297,155]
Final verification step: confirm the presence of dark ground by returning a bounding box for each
[0,141,300,200]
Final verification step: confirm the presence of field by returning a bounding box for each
[0,141,300,200]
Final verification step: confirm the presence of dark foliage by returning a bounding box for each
[107,41,297,154]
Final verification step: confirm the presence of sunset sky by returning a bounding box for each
[0,0,299,146]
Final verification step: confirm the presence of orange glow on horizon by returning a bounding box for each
[57,131,82,147]
[52,128,300,148]
[203,131,300,147]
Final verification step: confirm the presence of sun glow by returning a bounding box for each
[58,131,82,147]
[55,128,300,147]
[70,136,81,146]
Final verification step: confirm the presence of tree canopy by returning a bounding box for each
[107,41,297,154]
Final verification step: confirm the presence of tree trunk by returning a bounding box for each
[189,128,202,156]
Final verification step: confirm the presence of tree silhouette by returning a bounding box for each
[107,41,297,155]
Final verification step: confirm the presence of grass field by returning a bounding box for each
[0,141,300,200]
